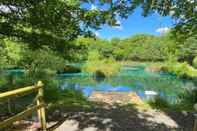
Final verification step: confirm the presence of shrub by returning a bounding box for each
[20,46,65,80]
[94,70,106,78]
[148,96,170,109]
[165,60,197,79]
[82,50,121,77]
[177,87,197,110]
[61,65,81,73]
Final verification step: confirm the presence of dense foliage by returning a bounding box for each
[82,50,121,77]
[193,56,197,69]
[0,0,196,52]
[74,32,196,63]
[0,0,196,117]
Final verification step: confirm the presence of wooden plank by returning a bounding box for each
[0,85,42,99]
[0,104,44,129]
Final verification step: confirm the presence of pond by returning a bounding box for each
[3,65,196,104]
[58,65,196,104]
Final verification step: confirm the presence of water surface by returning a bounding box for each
[58,65,196,104]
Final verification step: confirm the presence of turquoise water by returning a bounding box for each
[4,66,196,104]
[58,65,196,104]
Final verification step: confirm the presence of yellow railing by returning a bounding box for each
[194,104,197,131]
[0,81,47,131]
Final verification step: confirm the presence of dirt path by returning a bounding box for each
[5,92,195,131]
[51,104,195,131]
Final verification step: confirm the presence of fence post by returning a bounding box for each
[36,81,47,131]
[194,104,197,131]
[7,98,12,114]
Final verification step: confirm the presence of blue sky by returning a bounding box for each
[96,8,174,39]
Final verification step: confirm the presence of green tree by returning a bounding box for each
[179,35,197,64]
[1,0,195,50]
[20,46,65,80]
[0,0,120,51]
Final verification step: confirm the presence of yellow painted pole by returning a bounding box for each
[0,81,47,130]
[0,85,42,99]
[7,98,12,114]
[36,81,47,131]
[194,119,197,131]
[0,104,43,129]
[194,104,197,131]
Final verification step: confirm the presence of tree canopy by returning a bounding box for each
[0,0,196,50]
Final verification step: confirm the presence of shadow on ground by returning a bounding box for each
[47,102,195,131]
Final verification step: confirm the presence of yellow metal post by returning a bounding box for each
[36,81,47,131]
[0,81,47,130]
[194,119,197,131]
[0,104,43,128]
[0,85,41,99]
[7,98,12,114]
[194,104,197,131]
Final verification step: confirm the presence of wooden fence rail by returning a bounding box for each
[0,81,47,131]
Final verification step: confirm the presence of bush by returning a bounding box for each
[94,70,106,78]
[176,82,197,110]
[82,50,121,77]
[61,65,81,73]
[164,60,197,79]
[148,96,170,109]
[193,56,197,69]
[20,46,65,80]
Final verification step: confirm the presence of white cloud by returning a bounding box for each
[156,27,170,34]
[91,4,97,10]
[0,5,17,13]
[112,19,123,30]
[116,19,121,25]
[95,31,100,37]
[113,25,123,30]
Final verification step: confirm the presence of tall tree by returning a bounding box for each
[0,0,196,50]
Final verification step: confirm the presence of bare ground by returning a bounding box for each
[2,91,196,131]
[45,102,195,131]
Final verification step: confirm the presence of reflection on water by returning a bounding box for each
[3,66,196,104]
[58,66,196,104]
